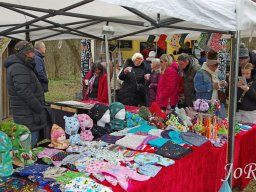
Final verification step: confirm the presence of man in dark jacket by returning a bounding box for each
[239,43,256,72]
[34,41,48,92]
[4,40,48,147]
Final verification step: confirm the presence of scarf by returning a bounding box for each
[110,119,126,131]
[202,62,219,100]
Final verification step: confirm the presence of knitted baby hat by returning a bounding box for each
[88,104,109,122]
[109,102,125,118]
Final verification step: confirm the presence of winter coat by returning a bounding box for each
[34,50,48,92]
[181,58,201,107]
[156,62,180,108]
[148,70,160,106]
[237,77,256,111]
[4,54,47,132]
[118,59,146,106]
[83,70,108,103]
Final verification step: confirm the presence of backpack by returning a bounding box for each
[0,131,13,177]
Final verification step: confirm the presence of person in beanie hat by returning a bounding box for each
[4,40,48,147]
[109,102,126,131]
[239,43,256,75]
[88,103,109,123]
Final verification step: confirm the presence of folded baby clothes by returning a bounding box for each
[115,134,149,150]
[155,141,192,160]
[128,124,156,134]
[64,176,113,192]
[180,131,208,147]
[133,152,175,167]
[138,164,162,177]
[17,164,50,176]
[43,167,67,180]
[148,137,170,148]
[37,148,62,159]
[168,131,190,145]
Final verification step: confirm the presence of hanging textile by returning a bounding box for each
[170,34,181,51]
[218,39,229,80]
[209,33,223,52]
[179,33,189,49]
[81,39,92,78]
[197,33,212,51]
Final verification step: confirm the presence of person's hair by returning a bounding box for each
[131,53,143,62]
[242,63,253,70]
[151,58,161,70]
[14,40,34,54]
[160,54,173,67]
[177,53,190,61]
[34,41,45,50]
[169,54,175,61]
[91,62,104,74]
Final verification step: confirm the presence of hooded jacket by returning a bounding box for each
[34,50,48,92]
[4,54,47,132]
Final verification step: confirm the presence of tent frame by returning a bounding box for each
[0,0,240,188]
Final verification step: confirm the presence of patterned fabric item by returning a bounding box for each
[61,154,82,166]
[43,166,67,180]
[115,134,149,150]
[148,128,163,137]
[148,137,170,148]
[37,148,62,159]
[198,32,212,51]
[107,145,140,157]
[110,118,126,131]
[180,131,208,146]
[161,130,173,139]
[134,152,175,167]
[100,134,125,144]
[92,173,106,182]
[179,33,189,49]
[138,164,162,177]
[168,131,190,145]
[208,33,222,52]
[127,124,156,134]
[0,131,13,177]
[110,127,132,136]
[170,34,181,50]
[0,177,38,192]
[51,151,71,166]
[126,112,147,128]
[16,164,50,176]
[138,144,157,153]
[86,161,110,174]
[95,149,126,165]
[56,171,86,185]
[75,156,96,173]
[66,145,86,153]
[155,141,193,159]
[64,176,113,192]
[91,124,112,139]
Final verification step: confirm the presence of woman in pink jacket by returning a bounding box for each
[156,54,180,109]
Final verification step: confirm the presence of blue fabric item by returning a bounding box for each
[194,69,213,100]
[17,164,50,176]
[138,164,162,177]
[148,137,170,148]
[219,180,232,192]
[180,131,208,147]
[168,131,190,145]
[31,130,40,147]
[128,124,156,134]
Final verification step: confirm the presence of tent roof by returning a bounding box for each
[0,0,255,41]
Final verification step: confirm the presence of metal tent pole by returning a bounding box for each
[227,31,240,186]
[105,35,112,104]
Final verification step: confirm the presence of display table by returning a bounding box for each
[45,100,256,191]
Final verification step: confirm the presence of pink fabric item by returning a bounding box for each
[115,134,149,150]
[156,62,180,108]
[37,148,62,159]
[102,164,150,190]
[86,161,110,174]
[77,114,94,141]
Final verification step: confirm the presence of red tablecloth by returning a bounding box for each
[99,126,256,192]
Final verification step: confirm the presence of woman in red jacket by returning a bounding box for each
[156,54,180,109]
[83,62,108,103]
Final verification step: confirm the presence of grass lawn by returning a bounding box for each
[45,78,82,102]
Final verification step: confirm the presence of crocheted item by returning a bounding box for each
[0,131,13,177]
[155,141,193,159]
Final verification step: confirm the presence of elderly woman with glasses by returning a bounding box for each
[155,54,181,109]
[194,50,227,101]
[117,53,147,106]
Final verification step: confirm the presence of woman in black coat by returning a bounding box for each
[118,53,146,106]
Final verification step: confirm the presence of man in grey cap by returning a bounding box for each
[4,40,48,147]
[239,43,256,67]
[177,53,201,107]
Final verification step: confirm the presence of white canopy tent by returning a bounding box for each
[1,0,256,188]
